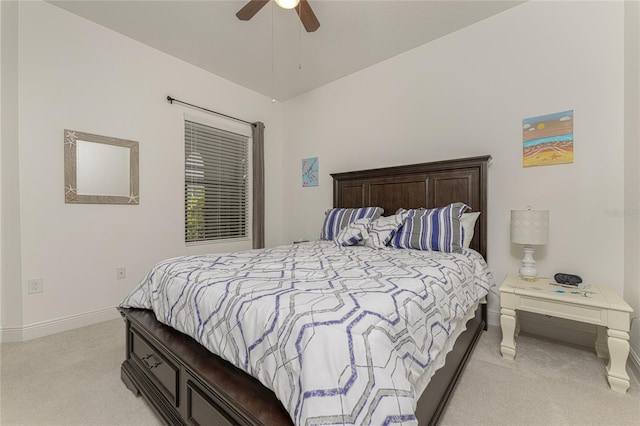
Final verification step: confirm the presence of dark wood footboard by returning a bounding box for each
[119,304,485,426]
[119,307,293,426]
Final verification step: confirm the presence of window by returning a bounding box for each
[185,118,251,244]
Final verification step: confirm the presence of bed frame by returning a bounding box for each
[119,155,491,425]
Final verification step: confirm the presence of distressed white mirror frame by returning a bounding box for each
[64,129,139,204]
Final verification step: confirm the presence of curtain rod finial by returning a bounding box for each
[167,96,173,104]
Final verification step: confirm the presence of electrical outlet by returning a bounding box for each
[28,278,44,294]
[116,267,126,279]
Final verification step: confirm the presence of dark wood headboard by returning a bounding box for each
[331,155,491,259]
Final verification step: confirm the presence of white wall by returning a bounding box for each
[0,0,4,335]
[2,0,637,368]
[281,1,627,328]
[1,0,22,339]
[1,0,284,340]
[1,0,4,333]
[624,0,640,370]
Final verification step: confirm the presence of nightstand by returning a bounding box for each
[499,274,633,393]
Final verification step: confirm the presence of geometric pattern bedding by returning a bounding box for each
[120,241,494,425]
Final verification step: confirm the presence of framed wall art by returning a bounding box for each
[523,110,573,167]
[302,157,319,187]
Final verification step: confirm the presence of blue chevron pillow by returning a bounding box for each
[321,207,384,241]
[334,218,371,246]
[364,212,408,249]
[389,202,469,252]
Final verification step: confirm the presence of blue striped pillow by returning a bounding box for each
[389,203,469,252]
[320,207,384,241]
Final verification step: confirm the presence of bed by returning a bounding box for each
[118,155,492,425]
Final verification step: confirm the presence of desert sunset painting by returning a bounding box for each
[522,110,573,167]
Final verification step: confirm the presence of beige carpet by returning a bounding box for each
[440,327,639,425]
[1,319,638,425]
[0,319,161,426]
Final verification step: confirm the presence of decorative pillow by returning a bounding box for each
[364,213,408,249]
[334,218,371,246]
[461,212,481,249]
[389,202,469,252]
[320,207,384,241]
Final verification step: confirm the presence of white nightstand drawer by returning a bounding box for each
[518,296,606,325]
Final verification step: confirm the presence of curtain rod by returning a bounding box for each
[166,95,255,127]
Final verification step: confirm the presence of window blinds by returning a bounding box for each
[185,120,250,243]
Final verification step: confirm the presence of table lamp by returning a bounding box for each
[510,209,549,280]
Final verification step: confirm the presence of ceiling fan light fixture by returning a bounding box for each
[275,0,300,10]
[236,0,319,32]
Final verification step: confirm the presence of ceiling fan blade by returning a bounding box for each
[296,0,320,32]
[236,0,269,21]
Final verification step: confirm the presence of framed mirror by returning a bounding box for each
[64,129,139,204]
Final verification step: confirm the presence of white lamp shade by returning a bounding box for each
[510,210,549,245]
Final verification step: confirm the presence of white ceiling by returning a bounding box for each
[49,0,524,101]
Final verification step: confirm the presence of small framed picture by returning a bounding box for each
[302,157,319,187]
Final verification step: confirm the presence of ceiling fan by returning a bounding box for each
[236,0,320,33]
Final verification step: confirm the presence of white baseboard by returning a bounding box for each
[0,325,24,343]
[629,345,640,381]
[0,306,120,342]
[517,311,597,347]
[487,309,500,327]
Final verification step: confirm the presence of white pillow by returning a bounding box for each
[334,218,371,246]
[364,213,407,249]
[460,212,481,249]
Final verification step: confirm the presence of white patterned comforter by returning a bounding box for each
[121,241,493,425]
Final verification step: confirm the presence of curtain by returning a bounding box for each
[252,122,265,249]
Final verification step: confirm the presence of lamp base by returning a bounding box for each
[519,246,538,281]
